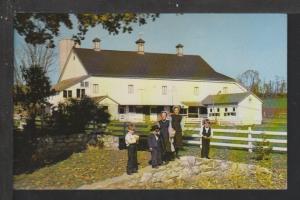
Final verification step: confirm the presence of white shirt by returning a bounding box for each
[125,131,137,146]
[199,126,213,138]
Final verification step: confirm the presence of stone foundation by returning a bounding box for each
[31,134,120,162]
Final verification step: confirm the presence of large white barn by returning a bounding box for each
[49,38,262,125]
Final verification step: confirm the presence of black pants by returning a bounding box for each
[127,144,138,173]
[163,151,173,161]
[151,147,162,167]
[201,138,210,158]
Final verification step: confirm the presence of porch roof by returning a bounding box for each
[182,101,204,107]
[201,92,251,105]
[92,95,120,105]
[52,75,89,91]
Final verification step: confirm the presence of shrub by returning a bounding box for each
[50,97,111,135]
[252,133,272,160]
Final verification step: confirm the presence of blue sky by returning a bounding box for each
[14,14,287,84]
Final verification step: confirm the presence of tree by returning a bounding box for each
[15,65,54,131]
[14,43,56,84]
[237,69,261,95]
[14,13,159,48]
[279,79,287,97]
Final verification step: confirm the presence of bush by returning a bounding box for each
[252,133,272,160]
[49,97,111,135]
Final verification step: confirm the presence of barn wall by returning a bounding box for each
[84,76,247,106]
[237,94,263,125]
[60,51,88,81]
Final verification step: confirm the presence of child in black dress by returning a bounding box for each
[148,125,163,168]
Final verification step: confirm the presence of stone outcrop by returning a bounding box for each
[78,156,277,189]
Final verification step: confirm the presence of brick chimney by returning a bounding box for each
[92,37,101,51]
[135,38,145,54]
[59,39,80,75]
[176,43,184,56]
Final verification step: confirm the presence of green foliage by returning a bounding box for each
[14,64,54,130]
[14,13,159,48]
[50,97,111,134]
[253,133,272,161]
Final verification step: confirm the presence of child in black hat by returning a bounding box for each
[200,119,213,159]
[148,125,163,168]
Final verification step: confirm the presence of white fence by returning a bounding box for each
[183,127,287,152]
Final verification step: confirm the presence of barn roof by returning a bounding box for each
[72,48,234,81]
[52,75,89,91]
[201,92,252,105]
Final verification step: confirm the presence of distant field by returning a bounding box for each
[263,97,287,109]
[262,97,287,120]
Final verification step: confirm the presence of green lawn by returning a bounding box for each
[14,147,151,189]
[14,146,287,190]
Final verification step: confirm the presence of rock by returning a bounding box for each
[199,170,219,177]
[78,156,276,189]
[163,179,175,184]
[140,172,153,182]
[199,165,212,173]
[180,156,196,167]
[191,166,201,175]
[167,171,179,179]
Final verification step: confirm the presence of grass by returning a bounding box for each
[14,145,286,190]
[14,147,151,189]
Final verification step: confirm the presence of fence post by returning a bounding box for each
[123,122,127,136]
[248,127,253,153]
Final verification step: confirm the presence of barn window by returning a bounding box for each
[84,81,89,87]
[63,90,73,98]
[222,87,228,94]
[194,87,199,95]
[81,89,85,97]
[210,108,212,112]
[136,106,143,113]
[93,84,99,94]
[118,106,126,114]
[80,81,84,87]
[180,108,188,115]
[129,106,136,113]
[128,85,134,94]
[217,108,220,112]
[233,107,236,111]
[63,90,67,98]
[225,107,228,112]
[150,107,157,114]
[162,86,167,95]
[76,89,85,98]
[68,90,72,98]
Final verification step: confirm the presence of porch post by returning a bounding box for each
[187,106,189,118]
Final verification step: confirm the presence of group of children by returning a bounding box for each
[125,112,213,175]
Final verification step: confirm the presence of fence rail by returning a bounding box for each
[183,127,287,152]
[15,118,287,152]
